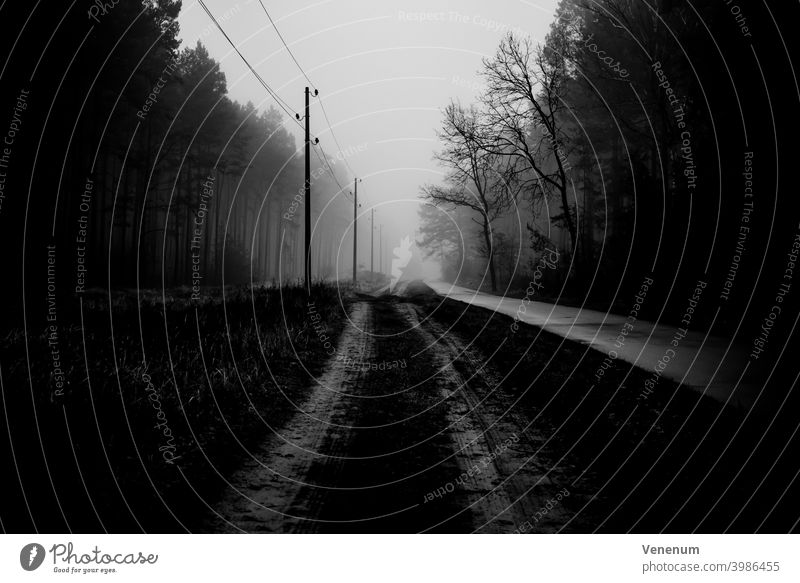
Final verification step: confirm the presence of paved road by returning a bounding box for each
[425,281,758,409]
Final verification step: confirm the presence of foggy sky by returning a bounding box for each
[178,0,559,271]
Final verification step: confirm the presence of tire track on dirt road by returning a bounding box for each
[203,301,375,533]
[401,301,573,533]
[204,289,573,533]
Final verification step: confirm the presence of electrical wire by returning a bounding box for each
[254,1,358,178]
[312,143,351,201]
[202,0,359,203]
[256,0,316,90]
[318,100,357,178]
[197,0,303,129]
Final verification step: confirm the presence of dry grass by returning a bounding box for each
[1,283,350,532]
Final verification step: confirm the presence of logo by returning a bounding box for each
[20,543,46,571]
[390,236,413,291]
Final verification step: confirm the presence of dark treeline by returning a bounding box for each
[419,0,799,341]
[0,1,358,532]
[0,1,351,329]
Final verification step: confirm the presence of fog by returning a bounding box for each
[178,0,559,278]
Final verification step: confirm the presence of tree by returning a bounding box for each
[417,202,463,281]
[421,103,518,292]
[480,33,579,272]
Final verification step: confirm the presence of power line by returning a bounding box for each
[253,2,357,178]
[312,143,357,206]
[197,0,302,129]
[318,100,357,178]
[203,0,358,202]
[256,0,315,90]
[312,143,351,201]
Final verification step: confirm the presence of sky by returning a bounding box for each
[177,0,560,273]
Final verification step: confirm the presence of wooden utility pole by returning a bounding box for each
[353,178,359,283]
[370,208,374,280]
[379,224,383,275]
[304,87,311,291]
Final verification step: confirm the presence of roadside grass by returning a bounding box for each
[413,291,799,532]
[1,283,350,532]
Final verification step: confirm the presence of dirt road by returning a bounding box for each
[202,283,579,533]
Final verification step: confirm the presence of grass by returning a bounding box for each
[1,283,350,533]
[412,292,800,532]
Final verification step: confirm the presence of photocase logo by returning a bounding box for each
[20,543,45,571]
[390,235,413,291]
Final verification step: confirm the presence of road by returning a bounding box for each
[202,284,579,533]
[200,281,781,533]
[425,281,758,409]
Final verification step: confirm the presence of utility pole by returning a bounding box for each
[370,208,374,280]
[352,178,360,283]
[379,224,383,275]
[303,86,311,292]
[301,87,319,291]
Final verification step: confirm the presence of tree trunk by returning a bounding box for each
[482,220,497,292]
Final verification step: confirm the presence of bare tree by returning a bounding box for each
[480,32,578,269]
[417,202,464,282]
[421,103,519,292]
